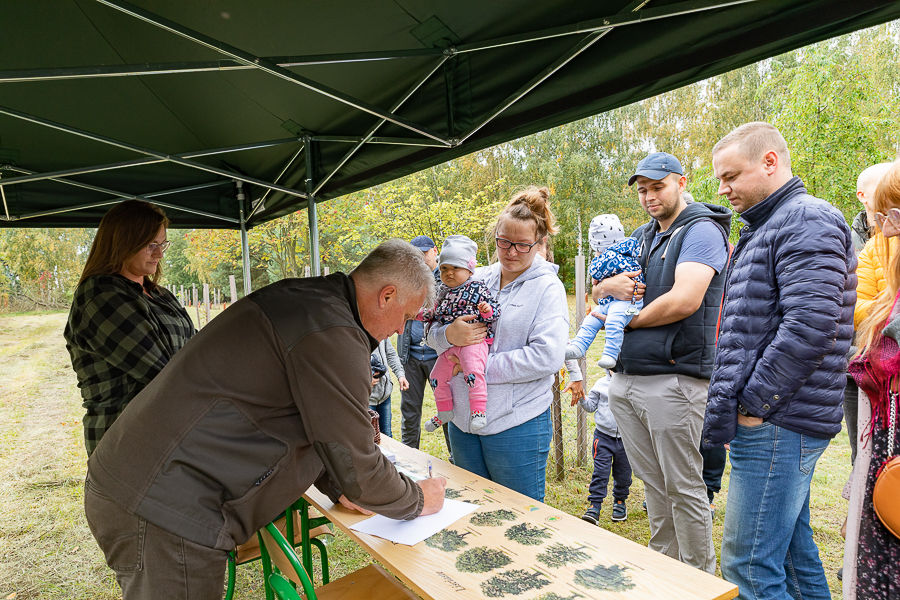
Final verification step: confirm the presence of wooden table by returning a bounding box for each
[305,436,737,600]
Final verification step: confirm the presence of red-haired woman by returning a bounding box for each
[846,160,900,599]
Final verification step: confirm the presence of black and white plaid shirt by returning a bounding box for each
[64,274,195,456]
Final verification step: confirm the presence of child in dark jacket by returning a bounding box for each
[578,372,633,524]
[421,235,500,433]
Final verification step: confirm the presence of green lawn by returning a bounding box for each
[0,305,851,598]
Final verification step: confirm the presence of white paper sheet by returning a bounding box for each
[349,498,480,546]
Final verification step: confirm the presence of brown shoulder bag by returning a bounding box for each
[873,388,900,538]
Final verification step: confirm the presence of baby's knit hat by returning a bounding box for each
[439,235,478,273]
[588,214,625,253]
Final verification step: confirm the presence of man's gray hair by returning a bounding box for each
[713,121,791,171]
[351,238,436,308]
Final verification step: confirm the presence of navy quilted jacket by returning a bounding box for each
[703,177,856,446]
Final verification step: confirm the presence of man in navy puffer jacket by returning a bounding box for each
[703,122,856,600]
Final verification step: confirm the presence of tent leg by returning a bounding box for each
[237,181,252,295]
[305,138,321,277]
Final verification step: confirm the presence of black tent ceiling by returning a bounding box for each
[2,0,899,233]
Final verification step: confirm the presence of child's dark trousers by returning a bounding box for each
[588,429,633,507]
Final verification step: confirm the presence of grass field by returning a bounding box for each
[0,305,851,599]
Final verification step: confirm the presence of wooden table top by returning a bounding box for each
[304,436,738,600]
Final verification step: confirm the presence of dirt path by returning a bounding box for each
[0,313,119,599]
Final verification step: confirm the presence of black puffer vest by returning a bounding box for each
[617,202,732,379]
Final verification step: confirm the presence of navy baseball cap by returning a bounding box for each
[628,152,684,186]
[410,235,436,251]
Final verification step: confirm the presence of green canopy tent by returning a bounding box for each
[2,0,899,290]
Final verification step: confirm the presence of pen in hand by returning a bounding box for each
[427,460,433,478]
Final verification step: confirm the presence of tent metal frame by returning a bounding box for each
[0,0,757,287]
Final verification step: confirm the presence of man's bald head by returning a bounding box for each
[857,162,894,226]
[858,163,894,195]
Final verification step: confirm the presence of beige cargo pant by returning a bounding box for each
[608,372,716,574]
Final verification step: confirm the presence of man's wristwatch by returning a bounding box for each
[737,403,752,417]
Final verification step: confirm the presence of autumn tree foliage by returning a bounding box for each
[0,227,95,307]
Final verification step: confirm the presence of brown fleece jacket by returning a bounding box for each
[87,274,422,550]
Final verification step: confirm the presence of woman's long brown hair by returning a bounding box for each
[78,200,169,287]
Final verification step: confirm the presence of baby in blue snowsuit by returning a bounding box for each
[565,214,643,369]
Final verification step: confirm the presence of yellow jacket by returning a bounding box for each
[855,232,896,328]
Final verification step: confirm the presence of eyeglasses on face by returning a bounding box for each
[495,237,538,253]
[146,240,171,254]
[874,208,900,228]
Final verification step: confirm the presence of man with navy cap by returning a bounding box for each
[397,236,452,455]
[595,152,731,574]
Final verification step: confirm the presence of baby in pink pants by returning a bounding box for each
[422,235,500,433]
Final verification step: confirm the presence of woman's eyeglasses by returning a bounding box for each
[146,241,171,255]
[495,237,538,253]
[874,208,900,228]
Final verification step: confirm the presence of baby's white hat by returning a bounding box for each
[588,214,625,253]
[439,235,478,273]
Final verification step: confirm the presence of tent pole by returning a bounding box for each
[0,48,444,83]
[4,165,237,222]
[0,137,300,190]
[313,55,450,195]
[0,176,10,221]
[96,0,451,146]
[305,138,321,277]
[248,143,305,221]
[0,105,308,200]
[457,0,653,145]
[236,181,252,296]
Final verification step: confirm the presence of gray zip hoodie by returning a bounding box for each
[579,373,620,438]
[427,255,569,435]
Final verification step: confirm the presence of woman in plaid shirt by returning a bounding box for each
[65,200,195,456]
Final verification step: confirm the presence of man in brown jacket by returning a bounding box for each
[84,239,447,599]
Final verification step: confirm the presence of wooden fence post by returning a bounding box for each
[304,266,311,278]
[575,254,588,467]
[203,284,210,326]
[193,284,200,326]
[324,266,330,276]
[229,275,238,305]
[552,373,564,481]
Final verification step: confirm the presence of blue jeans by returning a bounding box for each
[722,422,831,600]
[370,400,392,437]
[568,299,642,360]
[449,406,551,501]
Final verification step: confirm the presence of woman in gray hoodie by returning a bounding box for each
[427,187,569,501]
